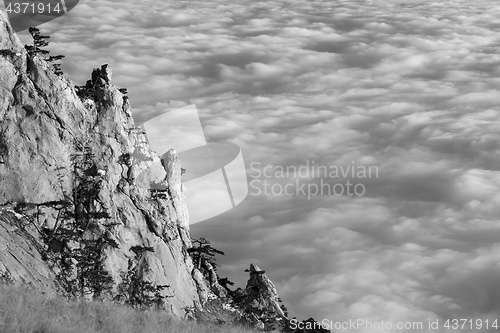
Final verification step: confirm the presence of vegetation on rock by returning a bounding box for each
[114,245,174,311]
[25,27,65,75]
[0,21,334,333]
[188,237,225,273]
[40,140,117,300]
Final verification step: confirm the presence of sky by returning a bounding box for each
[6,0,500,332]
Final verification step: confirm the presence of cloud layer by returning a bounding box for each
[8,0,500,331]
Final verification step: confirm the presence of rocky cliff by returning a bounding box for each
[233,264,287,331]
[0,11,328,333]
[0,10,210,317]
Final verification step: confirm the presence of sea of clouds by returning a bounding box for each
[9,0,500,331]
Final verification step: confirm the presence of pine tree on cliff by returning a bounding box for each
[187,237,225,272]
[44,141,116,300]
[24,27,65,75]
[25,27,50,57]
[114,245,173,310]
[73,237,117,299]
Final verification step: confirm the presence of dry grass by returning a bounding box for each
[0,284,256,333]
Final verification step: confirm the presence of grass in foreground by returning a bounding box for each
[0,284,256,333]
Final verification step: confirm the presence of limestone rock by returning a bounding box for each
[245,263,285,318]
[227,264,287,331]
[161,149,181,187]
[205,262,228,298]
[0,210,58,295]
[0,9,205,318]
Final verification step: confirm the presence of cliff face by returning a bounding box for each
[0,11,303,332]
[0,10,210,317]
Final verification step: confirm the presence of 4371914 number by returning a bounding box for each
[444,318,498,330]
[6,2,65,14]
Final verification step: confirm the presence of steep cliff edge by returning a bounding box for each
[0,10,210,317]
[0,12,329,333]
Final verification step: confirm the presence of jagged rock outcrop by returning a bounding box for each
[227,264,287,331]
[244,264,285,318]
[228,264,331,332]
[0,10,210,317]
[0,11,302,331]
[205,261,228,298]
